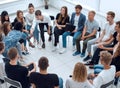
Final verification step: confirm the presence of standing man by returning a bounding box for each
[73,11,99,57]
[59,4,86,54]
[31,10,52,48]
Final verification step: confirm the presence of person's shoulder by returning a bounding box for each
[81,13,86,17]
[110,65,116,71]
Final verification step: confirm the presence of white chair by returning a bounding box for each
[4,76,22,88]
[100,80,114,88]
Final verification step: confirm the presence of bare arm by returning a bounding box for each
[82,26,87,37]
[31,83,36,88]
[97,30,105,41]
[54,86,59,88]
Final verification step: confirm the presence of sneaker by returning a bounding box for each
[22,51,27,55]
[89,65,94,69]
[25,51,29,55]
[80,53,85,57]
[37,44,41,49]
[72,45,76,51]
[84,61,94,65]
[83,55,92,62]
[72,51,80,56]
[59,48,66,54]
[42,43,45,48]
[48,36,51,42]
[29,42,35,48]
[52,46,57,52]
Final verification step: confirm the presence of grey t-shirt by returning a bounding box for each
[85,20,99,34]
[66,78,93,88]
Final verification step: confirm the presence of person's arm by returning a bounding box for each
[102,35,114,45]
[85,29,97,38]
[96,30,105,43]
[31,83,36,88]
[65,79,70,88]
[30,18,36,35]
[81,26,87,40]
[98,44,114,51]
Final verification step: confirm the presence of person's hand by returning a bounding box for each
[95,40,101,44]
[116,71,120,77]
[81,36,87,40]
[98,44,104,49]
[57,25,62,30]
[47,29,51,35]
[23,29,29,33]
[72,29,77,33]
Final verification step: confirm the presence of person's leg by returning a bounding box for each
[73,31,81,46]
[39,23,45,48]
[62,31,71,48]
[87,38,98,56]
[82,35,96,58]
[72,33,82,56]
[45,23,52,41]
[59,77,63,88]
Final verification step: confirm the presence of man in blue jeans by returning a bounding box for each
[59,4,86,54]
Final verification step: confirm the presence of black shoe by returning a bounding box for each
[48,36,51,41]
[83,55,92,62]
[84,61,94,65]
[89,65,94,69]
[42,43,45,48]
[22,51,27,55]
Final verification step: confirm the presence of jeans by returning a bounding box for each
[59,77,63,88]
[62,31,81,48]
[33,25,39,42]
[54,26,65,46]
[76,32,96,53]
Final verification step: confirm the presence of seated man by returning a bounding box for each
[89,51,116,88]
[59,4,86,54]
[83,11,116,61]
[29,56,63,88]
[5,47,36,88]
[85,21,120,66]
[72,11,99,57]
[31,10,52,48]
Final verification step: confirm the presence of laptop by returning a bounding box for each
[65,23,76,32]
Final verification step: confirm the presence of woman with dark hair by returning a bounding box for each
[52,6,70,52]
[1,11,10,24]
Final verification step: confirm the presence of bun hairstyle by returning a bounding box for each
[28,3,34,8]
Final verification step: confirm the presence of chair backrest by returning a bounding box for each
[4,76,22,88]
[100,80,114,88]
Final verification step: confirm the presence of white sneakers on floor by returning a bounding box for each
[59,48,66,54]
[72,45,76,51]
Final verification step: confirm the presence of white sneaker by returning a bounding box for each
[72,45,76,51]
[52,46,57,52]
[37,44,41,49]
[59,48,66,54]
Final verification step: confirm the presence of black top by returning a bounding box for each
[112,32,118,47]
[56,13,69,25]
[29,72,59,88]
[5,62,30,88]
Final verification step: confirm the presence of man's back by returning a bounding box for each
[5,62,30,88]
[29,72,59,88]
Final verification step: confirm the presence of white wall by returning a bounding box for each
[49,0,106,29]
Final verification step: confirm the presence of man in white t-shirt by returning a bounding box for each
[31,10,52,48]
[84,11,116,62]
[89,51,116,88]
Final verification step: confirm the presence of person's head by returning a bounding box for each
[115,21,120,33]
[72,62,87,82]
[38,57,49,71]
[17,10,23,19]
[28,3,34,14]
[0,42,5,54]
[3,22,11,36]
[8,47,18,61]
[1,11,10,24]
[14,22,23,32]
[60,6,68,16]
[75,5,82,14]
[100,51,112,66]
[35,10,42,20]
[106,11,115,22]
[88,11,96,21]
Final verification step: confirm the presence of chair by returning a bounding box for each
[100,80,114,88]
[4,76,22,88]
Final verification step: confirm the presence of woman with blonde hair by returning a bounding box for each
[66,62,93,88]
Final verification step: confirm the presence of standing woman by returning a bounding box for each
[66,62,93,88]
[1,11,10,24]
[52,6,69,51]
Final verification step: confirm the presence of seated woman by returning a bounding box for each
[52,6,70,52]
[65,62,93,88]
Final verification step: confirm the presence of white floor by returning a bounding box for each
[15,6,94,88]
